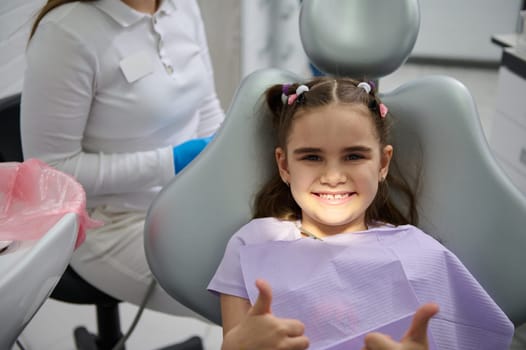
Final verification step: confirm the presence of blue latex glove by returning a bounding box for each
[172,136,213,173]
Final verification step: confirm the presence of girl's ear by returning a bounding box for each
[275,147,290,183]
[379,145,393,181]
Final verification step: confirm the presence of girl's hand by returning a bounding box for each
[222,279,310,350]
[361,303,439,350]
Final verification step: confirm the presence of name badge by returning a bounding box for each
[119,51,154,83]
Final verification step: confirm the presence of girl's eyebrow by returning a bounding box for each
[293,147,321,155]
[343,146,372,153]
[293,145,372,154]
[293,146,373,154]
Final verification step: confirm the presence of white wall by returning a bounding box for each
[200,0,312,108]
[241,0,310,78]
[196,0,242,111]
[0,0,45,99]
[411,0,523,63]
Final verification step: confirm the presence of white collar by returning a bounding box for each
[94,0,177,27]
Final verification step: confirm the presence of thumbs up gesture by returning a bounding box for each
[222,279,309,350]
[361,303,439,350]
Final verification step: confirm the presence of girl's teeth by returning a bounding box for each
[320,193,348,200]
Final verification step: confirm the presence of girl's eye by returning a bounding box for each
[346,154,363,161]
[301,154,321,161]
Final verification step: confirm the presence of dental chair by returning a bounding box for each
[144,0,526,333]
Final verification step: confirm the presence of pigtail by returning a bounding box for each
[253,83,304,220]
[366,169,419,226]
[265,84,287,129]
[253,176,301,221]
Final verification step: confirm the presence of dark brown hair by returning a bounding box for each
[253,77,418,227]
[29,0,97,41]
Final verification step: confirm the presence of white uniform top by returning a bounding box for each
[21,0,224,211]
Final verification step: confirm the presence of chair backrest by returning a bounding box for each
[146,68,297,323]
[144,0,526,326]
[383,77,526,325]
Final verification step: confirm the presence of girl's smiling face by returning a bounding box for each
[275,103,393,238]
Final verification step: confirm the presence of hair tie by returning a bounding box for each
[288,94,298,105]
[379,103,389,118]
[281,84,291,104]
[357,82,372,94]
[285,84,310,105]
[292,84,310,104]
[296,85,309,95]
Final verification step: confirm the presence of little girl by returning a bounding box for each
[208,77,513,349]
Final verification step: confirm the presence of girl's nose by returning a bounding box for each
[320,165,347,186]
